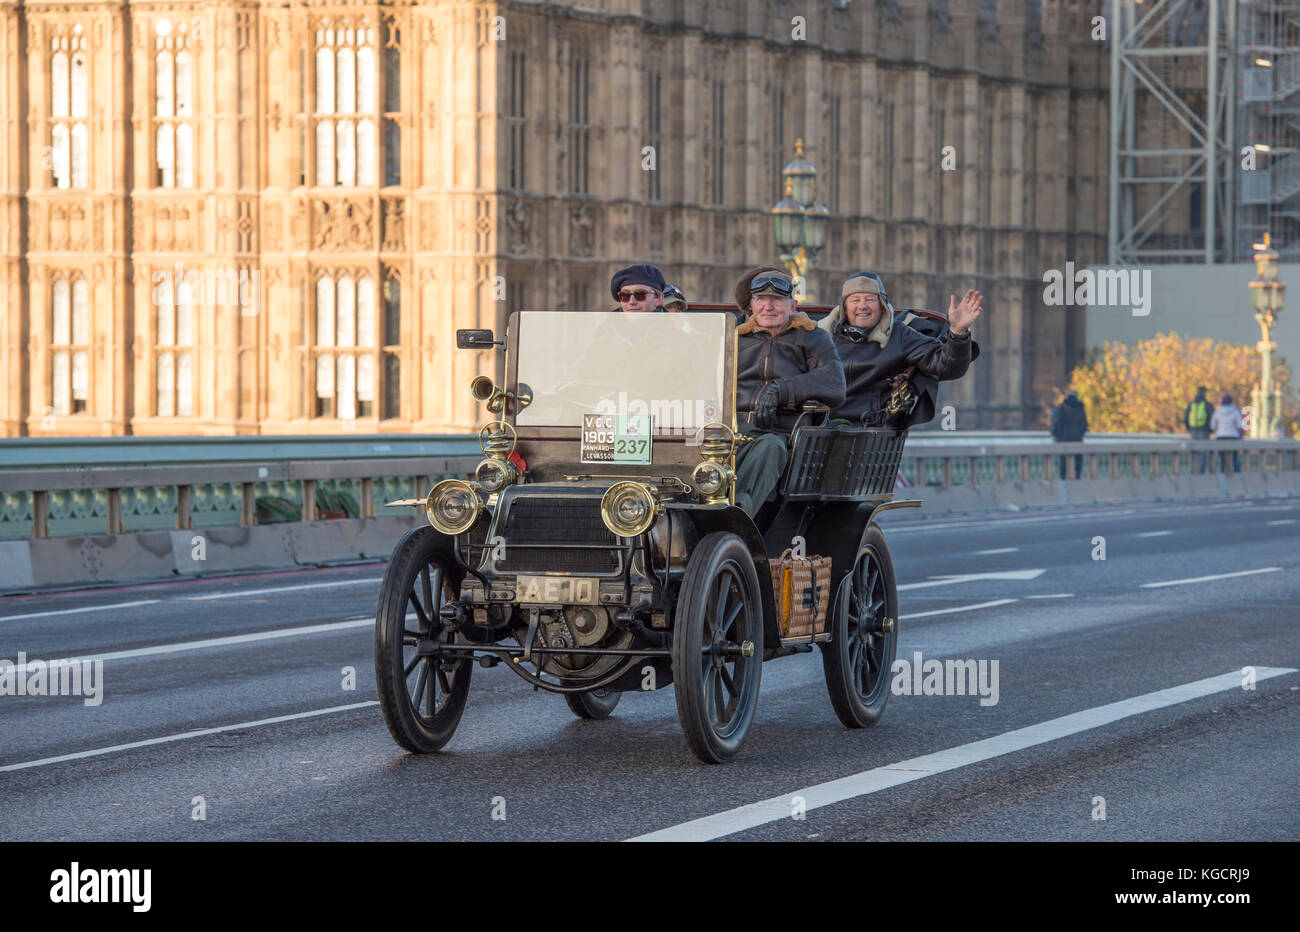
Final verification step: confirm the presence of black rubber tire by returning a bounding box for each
[671,532,764,763]
[821,524,898,728]
[564,688,622,719]
[375,526,473,752]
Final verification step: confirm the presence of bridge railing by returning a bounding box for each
[0,456,479,540]
[898,439,1300,486]
[0,438,1297,540]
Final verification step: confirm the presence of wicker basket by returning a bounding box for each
[769,549,833,638]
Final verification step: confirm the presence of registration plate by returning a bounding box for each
[516,574,599,605]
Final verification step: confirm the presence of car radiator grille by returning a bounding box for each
[496,496,622,574]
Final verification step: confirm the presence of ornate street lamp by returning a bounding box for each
[1248,232,1286,438]
[769,139,830,300]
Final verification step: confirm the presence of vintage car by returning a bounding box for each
[374,310,917,763]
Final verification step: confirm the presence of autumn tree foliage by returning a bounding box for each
[1059,333,1299,437]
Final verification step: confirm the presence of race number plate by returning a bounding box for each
[516,575,599,605]
[580,414,652,464]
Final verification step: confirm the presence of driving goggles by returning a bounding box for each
[749,275,794,297]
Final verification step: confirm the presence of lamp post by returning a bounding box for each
[770,139,830,301]
[1248,232,1285,438]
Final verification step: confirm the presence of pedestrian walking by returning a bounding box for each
[1050,390,1088,478]
[1184,386,1215,473]
[1209,393,1244,473]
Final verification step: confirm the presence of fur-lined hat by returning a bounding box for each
[817,271,895,346]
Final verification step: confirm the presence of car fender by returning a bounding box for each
[669,504,781,647]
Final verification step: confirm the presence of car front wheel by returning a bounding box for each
[671,532,764,763]
[374,527,473,753]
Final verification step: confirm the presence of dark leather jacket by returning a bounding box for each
[736,312,846,434]
[825,311,972,425]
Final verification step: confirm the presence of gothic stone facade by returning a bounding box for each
[0,0,1107,437]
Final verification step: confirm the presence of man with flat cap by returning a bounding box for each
[732,266,846,518]
[609,263,667,312]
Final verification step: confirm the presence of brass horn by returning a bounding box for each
[469,375,496,402]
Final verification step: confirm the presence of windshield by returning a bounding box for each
[514,311,731,433]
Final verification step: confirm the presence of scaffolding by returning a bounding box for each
[1238,1,1300,260]
[1109,0,1236,264]
[1110,0,1300,264]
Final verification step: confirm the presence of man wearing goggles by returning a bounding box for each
[731,266,846,517]
[818,270,980,428]
[661,284,688,312]
[609,263,667,312]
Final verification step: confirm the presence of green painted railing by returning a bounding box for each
[0,435,480,540]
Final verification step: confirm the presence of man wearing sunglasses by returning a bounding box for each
[731,266,846,517]
[818,270,980,428]
[609,263,667,312]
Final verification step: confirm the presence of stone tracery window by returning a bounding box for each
[315,24,378,186]
[154,271,195,417]
[50,277,91,415]
[568,51,590,195]
[154,19,195,188]
[314,273,378,419]
[507,50,526,191]
[50,26,89,189]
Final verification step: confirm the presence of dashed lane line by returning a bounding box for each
[0,702,381,772]
[184,579,383,600]
[901,599,1017,620]
[7,617,374,675]
[1140,567,1282,589]
[0,599,160,622]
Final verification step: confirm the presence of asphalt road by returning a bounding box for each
[1,495,1297,842]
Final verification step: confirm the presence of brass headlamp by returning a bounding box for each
[426,479,483,535]
[600,481,660,538]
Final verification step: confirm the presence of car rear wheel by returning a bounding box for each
[671,532,763,764]
[564,688,621,719]
[821,524,897,728]
[375,526,473,753]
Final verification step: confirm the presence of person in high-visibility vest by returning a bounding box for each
[1184,386,1215,474]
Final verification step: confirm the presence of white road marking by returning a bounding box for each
[902,599,1017,620]
[626,666,1299,842]
[972,547,1019,555]
[8,618,374,675]
[1136,531,1173,538]
[0,599,160,622]
[899,569,1045,591]
[1025,594,1074,599]
[1140,567,1282,589]
[0,702,381,772]
[183,578,382,600]
[1267,519,1297,526]
[885,510,1138,533]
[885,499,1280,534]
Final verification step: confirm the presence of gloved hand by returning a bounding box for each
[753,382,781,430]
